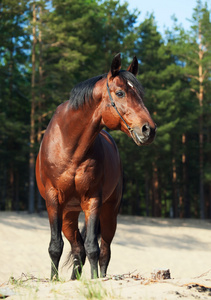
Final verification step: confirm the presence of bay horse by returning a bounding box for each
[36,53,156,280]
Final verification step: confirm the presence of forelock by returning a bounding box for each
[118,70,144,99]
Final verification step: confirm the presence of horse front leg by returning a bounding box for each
[81,197,101,279]
[46,188,64,280]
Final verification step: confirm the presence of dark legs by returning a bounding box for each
[48,216,64,280]
[82,196,119,279]
[46,190,119,280]
[99,201,118,277]
[62,211,86,280]
[46,188,64,280]
[99,239,111,278]
[84,215,100,278]
[81,197,101,279]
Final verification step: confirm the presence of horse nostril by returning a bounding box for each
[142,123,150,136]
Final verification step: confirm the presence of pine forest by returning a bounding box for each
[0,0,211,218]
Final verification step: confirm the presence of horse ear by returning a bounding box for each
[110,53,121,77]
[127,56,138,76]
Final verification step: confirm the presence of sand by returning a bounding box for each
[0,211,211,299]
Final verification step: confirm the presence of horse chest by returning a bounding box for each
[74,161,102,195]
[57,159,101,196]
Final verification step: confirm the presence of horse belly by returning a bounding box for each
[103,154,122,202]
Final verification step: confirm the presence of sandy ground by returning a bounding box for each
[1,212,211,299]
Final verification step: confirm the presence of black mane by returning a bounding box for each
[69,74,107,110]
[69,71,144,110]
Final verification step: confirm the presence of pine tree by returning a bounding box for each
[28,2,37,213]
[0,0,31,210]
[169,0,211,218]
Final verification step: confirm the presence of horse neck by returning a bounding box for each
[61,101,103,160]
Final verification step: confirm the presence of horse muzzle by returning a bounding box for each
[130,124,157,146]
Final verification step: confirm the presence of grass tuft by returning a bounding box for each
[79,276,117,300]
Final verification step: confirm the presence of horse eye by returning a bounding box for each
[115,90,125,98]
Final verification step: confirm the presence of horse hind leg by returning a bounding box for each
[99,197,120,277]
[46,187,64,280]
[62,211,86,280]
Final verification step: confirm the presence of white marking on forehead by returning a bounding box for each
[127,81,133,88]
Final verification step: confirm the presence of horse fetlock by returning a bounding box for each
[87,249,100,262]
[84,243,100,278]
[73,245,86,263]
[71,261,83,280]
[91,268,99,279]
[100,269,107,278]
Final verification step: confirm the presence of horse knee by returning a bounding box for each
[48,238,64,262]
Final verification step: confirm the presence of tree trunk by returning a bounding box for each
[9,164,14,210]
[172,157,178,217]
[198,27,204,219]
[135,178,140,215]
[182,134,190,218]
[28,3,36,213]
[37,5,43,212]
[145,173,149,216]
[15,171,20,211]
[152,161,161,217]
[209,184,211,219]
[0,165,7,210]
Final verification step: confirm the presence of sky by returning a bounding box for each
[122,0,211,34]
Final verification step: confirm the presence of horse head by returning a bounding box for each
[100,53,156,146]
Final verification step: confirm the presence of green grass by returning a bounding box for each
[8,273,63,300]
[7,271,120,300]
[8,274,40,299]
[78,276,119,300]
